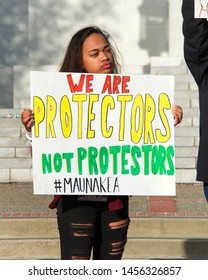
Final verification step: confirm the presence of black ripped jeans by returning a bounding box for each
[57,196,129,260]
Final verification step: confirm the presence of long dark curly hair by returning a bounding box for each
[59,26,121,74]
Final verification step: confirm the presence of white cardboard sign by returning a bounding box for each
[30,72,175,196]
[195,0,208,18]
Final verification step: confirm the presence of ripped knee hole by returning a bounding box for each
[71,222,94,237]
[109,218,129,230]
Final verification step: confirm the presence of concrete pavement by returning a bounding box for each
[0,183,208,218]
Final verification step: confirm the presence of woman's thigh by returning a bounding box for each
[93,197,130,260]
[57,200,98,260]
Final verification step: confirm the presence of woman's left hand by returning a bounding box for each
[171,105,183,126]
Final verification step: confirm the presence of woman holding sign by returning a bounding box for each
[21,26,183,260]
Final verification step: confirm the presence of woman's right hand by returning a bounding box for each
[21,109,34,132]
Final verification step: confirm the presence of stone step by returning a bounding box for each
[124,238,208,259]
[1,237,208,260]
[0,217,208,238]
[0,218,58,238]
[129,217,208,238]
[0,217,208,259]
[0,239,59,260]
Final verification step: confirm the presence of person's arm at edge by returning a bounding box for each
[182,0,208,86]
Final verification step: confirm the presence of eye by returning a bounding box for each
[90,52,98,57]
[105,47,111,53]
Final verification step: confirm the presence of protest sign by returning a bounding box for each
[30,71,175,196]
[195,0,208,18]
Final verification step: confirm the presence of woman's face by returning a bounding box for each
[82,33,113,74]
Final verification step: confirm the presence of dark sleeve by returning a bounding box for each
[182,0,208,88]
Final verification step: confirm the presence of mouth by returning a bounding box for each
[101,63,111,70]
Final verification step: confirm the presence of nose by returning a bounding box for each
[100,51,108,61]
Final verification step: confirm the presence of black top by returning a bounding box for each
[182,0,208,182]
